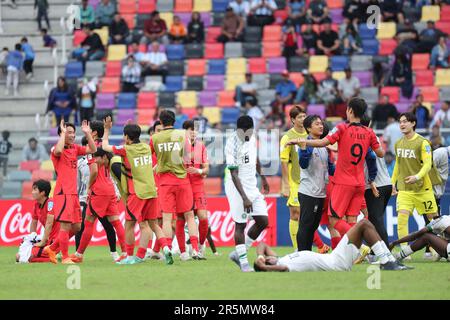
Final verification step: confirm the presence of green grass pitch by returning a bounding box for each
[1,246,449,300]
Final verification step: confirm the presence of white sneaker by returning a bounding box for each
[191,249,199,260]
[199,244,206,257]
[180,252,192,261]
[145,248,155,259]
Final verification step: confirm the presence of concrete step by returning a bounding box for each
[2,20,67,35]
[0,66,64,82]
[0,98,47,116]
[2,4,74,22]
[0,115,41,131]
[2,34,74,51]
[1,82,51,97]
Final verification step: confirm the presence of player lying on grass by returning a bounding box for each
[254,219,412,272]
[389,215,450,262]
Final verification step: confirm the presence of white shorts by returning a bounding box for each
[225,180,268,224]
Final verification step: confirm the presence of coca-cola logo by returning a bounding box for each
[0,203,39,243]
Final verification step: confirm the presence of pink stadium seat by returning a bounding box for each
[122,14,136,29]
[119,0,137,14]
[206,27,222,43]
[380,86,400,103]
[31,170,54,181]
[137,109,156,125]
[415,70,434,86]
[205,43,224,59]
[379,39,397,56]
[137,92,157,109]
[274,10,289,25]
[186,59,207,76]
[217,91,235,107]
[419,86,439,102]
[73,30,87,46]
[263,25,282,42]
[105,61,122,77]
[289,72,304,87]
[312,72,326,83]
[327,0,344,9]
[248,58,267,74]
[21,181,34,200]
[174,0,192,12]
[262,42,282,58]
[20,160,41,172]
[441,5,450,21]
[436,21,450,35]
[137,0,156,13]
[100,77,121,93]
[412,54,430,71]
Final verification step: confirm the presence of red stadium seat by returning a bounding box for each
[412,54,430,71]
[105,61,122,77]
[206,27,222,43]
[263,25,282,42]
[379,39,397,56]
[380,86,400,103]
[122,14,136,29]
[217,91,235,107]
[119,0,137,14]
[20,160,41,172]
[73,30,87,46]
[436,21,450,35]
[205,43,224,59]
[174,0,192,12]
[289,72,304,87]
[137,109,156,125]
[274,10,289,25]
[127,43,147,53]
[137,92,157,109]
[441,5,450,21]
[414,70,434,86]
[301,24,320,33]
[312,72,326,83]
[262,42,282,58]
[137,0,156,13]
[183,108,197,119]
[248,58,267,74]
[31,170,54,181]
[204,177,222,195]
[100,77,121,93]
[21,181,34,200]
[419,86,439,102]
[186,59,207,76]
[327,0,343,9]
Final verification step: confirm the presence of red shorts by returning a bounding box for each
[54,194,82,224]
[328,184,365,218]
[320,182,333,226]
[87,195,119,219]
[191,184,207,211]
[126,194,159,222]
[159,184,193,214]
[29,246,50,263]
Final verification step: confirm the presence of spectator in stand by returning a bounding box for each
[316,19,340,55]
[287,0,307,26]
[41,28,56,48]
[428,125,445,149]
[298,21,318,55]
[121,55,141,93]
[140,41,168,80]
[317,67,339,107]
[372,61,389,88]
[187,12,205,43]
[72,26,105,64]
[341,25,362,55]
[267,104,286,131]
[169,15,187,44]
[338,67,360,103]
[430,101,450,129]
[342,0,361,26]
[244,96,264,131]
[46,76,77,124]
[4,43,23,97]
[141,11,168,45]
[174,104,189,129]
[235,73,258,107]
[409,94,431,129]
[129,41,145,61]
[295,69,318,104]
[380,0,404,24]
[430,36,449,68]
[248,0,277,27]
[282,19,299,58]
[384,115,402,154]
[22,137,49,161]
[419,20,446,53]
[34,0,51,31]
[95,0,116,28]
[272,70,297,110]
[80,0,95,29]
[110,13,130,44]
[385,151,395,177]
[0,47,8,76]
[307,0,329,24]
[217,7,244,43]
[389,52,413,99]
[230,0,251,20]
[372,95,399,129]
[192,106,209,134]
[20,37,35,80]
[77,77,97,122]
[395,18,418,50]
[0,131,12,177]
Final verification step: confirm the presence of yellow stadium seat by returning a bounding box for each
[435,69,450,86]
[226,58,247,75]
[193,0,211,12]
[422,102,433,115]
[332,71,345,80]
[40,160,54,171]
[226,74,246,90]
[203,107,221,124]
[177,91,198,108]
[309,55,328,73]
[49,180,56,198]
[160,12,173,26]
[107,44,127,61]
[377,22,397,39]
[94,27,109,46]
[421,5,440,21]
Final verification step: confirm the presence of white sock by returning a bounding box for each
[245,235,255,250]
[75,252,83,257]
[371,241,390,264]
[380,241,397,262]
[399,245,414,259]
[110,252,119,260]
[236,244,248,266]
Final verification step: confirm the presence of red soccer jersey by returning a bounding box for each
[32,198,60,242]
[149,138,160,187]
[186,140,208,186]
[87,139,115,196]
[326,122,380,187]
[51,144,87,195]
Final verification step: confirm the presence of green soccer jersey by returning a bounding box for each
[151,128,187,179]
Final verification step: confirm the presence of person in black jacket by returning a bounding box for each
[110,14,130,44]
[187,12,205,43]
[73,26,105,63]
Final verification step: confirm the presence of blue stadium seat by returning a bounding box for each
[165,76,183,92]
[362,39,379,55]
[64,61,84,78]
[111,126,123,135]
[221,108,240,124]
[208,59,226,75]
[166,44,185,60]
[330,56,349,71]
[358,23,377,39]
[117,93,137,109]
[212,0,229,12]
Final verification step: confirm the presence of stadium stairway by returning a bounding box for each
[0,0,73,176]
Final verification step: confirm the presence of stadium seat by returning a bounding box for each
[206,26,222,43]
[262,41,282,58]
[106,43,125,60]
[269,73,284,89]
[248,58,267,74]
[242,42,262,58]
[64,61,84,78]
[116,109,136,126]
[96,93,116,110]
[0,182,22,199]
[31,170,54,181]
[158,92,176,106]
[119,0,137,14]
[166,44,185,60]
[360,87,379,104]
[221,108,240,124]
[122,14,136,29]
[441,5,450,21]
[380,87,400,103]
[117,93,137,109]
[244,26,262,42]
[186,59,206,76]
[204,177,222,195]
[205,43,224,59]
[253,74,269,89]
[94,27,109,46]
[198,91,217,106]
[105,61,122,77]
[20,160,41,172]
[226,74,246,90]
[40,160,54,171]
[415,70,434,86]
[186,76,204,91]
[165,76,184,92]
[193,0,211,11]
[137,109,156,125]
[379,39,397,56]
[263,25,282,42]
[160,12,174,26]
[157,0,173,11]
[274,9,289,25]
[73,30,87,46]
[137,0,156,13]
[419,86,439,102]
[412,53,430,71]
[435,69,450,87]
[268,57,287,74]
[257,89,276,106]
[21,181,34,200]
[177,91,197,108]
[217,91,235,107]
[100,77,120,93]
[309,55,328,73]
[174,0,192,12]
[330,56,348,71]
[85,61,104,77]
[185,43,204,58]
[349,55,373,71]
[376,22,397,39]
[289,72,304,87]
[227,58,247,75]
[307,104,326,118]
[266,176,281,194]
[137,14,152,29]
[225,42,243,58]
[421,5,440,22]
[208,59,226,75]
[8,170,32,182]
[327,0,343,9]
[332,71,345,80]
[168,60,185,75]
[212,0,228,12]
[361,39,379,55]
[440,86,450,101]
[203,107,221,124]
[205,74,224,91]
[288,56,308,72]
[358,23,377,39]
[435,21,450,35]
[137,92,157,109]
[311,72,326,83]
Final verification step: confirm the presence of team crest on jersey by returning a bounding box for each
[330,127,338,135]
[47,201,54,212]
[425,145,431,154]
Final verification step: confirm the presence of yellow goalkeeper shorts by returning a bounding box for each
[287,184,300,207]
[396,190,437,215]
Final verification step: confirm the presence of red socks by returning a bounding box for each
[30,257,51,263]
[58,230,70,260]
[166,237,173,250]
[157,237,167,249]
[175,219,186,253]
[77,220,94,254]
[334,220,351,236]
[110,220,126,253]
[136,247,146,259]
[126,243,135,257]
[190,235,199,252]
[198,218,209,245]
[331,236,342,249]
[313,231,324,249]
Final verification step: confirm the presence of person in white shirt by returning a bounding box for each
[430,101,450,129]
[383,116,402,155]
[338,67,360,102]
[22,137,49,161]
[244,96,264,131]
[230,0,251,20]
[248,0,277,26]
[226,115,270,272]
[140,41,168,80]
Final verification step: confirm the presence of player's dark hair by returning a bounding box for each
[253,262,263,272]
[32,179,51,197]
[237,115,254,131]
[81,136,88,146]
[399,112,417,130]
[151,120,161,134]
[123,124,141,143]
[159,110,176,127]
[289,105,306,120]
[57,122,76,136]
[15,43,22,51]
[182,120,195,130]
[90,120,104,138]
[320,122,330,139]
[360,114,371,127]
[2,130,10,140]
[303,115,322,133]
[28,137,38,144]
[94,147,112,159]
[347,97,367,119]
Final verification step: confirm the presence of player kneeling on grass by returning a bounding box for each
[254,219,411,272]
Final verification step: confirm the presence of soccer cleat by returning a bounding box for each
[116,256,135,265]
[395,261,415,270]
[199,244,206,257]
[228,250,240,268]
[180,252,192,261]
[111,252,120,261]
[367,255,380,265]
[163,247,174,265]
[380,261,410,271]
[69,254,83,263]
[240,262,254,272]
[145,248,155,259]
[43,246,57,264]
[130,257,145,264]
[62,257,75,264]
[151,252,164,260]
[318,244,330,254]
[354,245,371,264]
[115,254,127,263]
[197,251,207,260]
[191,250,200,260]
